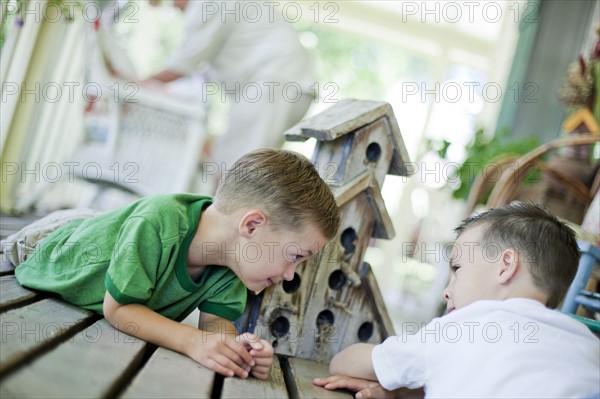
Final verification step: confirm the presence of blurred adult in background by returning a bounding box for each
[146,0,315,171]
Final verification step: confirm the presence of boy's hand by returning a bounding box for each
[239,333,274,380]
[103,296,261,380]
[188,331,255,379]
[313,375,396,399]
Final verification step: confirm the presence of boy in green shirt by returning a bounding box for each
[5,148,340,380]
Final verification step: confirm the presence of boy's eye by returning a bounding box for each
[289,254,303,262]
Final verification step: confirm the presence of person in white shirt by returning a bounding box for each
[146,0,315,173]
[314,203,600,399]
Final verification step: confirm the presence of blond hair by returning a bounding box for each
[213,148,340,240]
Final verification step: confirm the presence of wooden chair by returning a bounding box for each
[68,22,208,207]
[71,82,206,201]
[464,154,520,217]
[465,135,599,219]
[486,135,599,214]
[466,134,600,329]
[561,241,600,332]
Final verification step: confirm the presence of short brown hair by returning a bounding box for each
[455,202,580,308]
[213,148,340,240]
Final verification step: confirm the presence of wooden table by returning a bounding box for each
[0,273,353,398]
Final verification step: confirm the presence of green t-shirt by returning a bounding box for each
[15,194,247,322]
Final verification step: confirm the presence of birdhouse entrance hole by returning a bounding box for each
[282,273,301,293]
[270,315,290,338]
[341,227,358,255]
[366,142,382,163]
[358,322,374,342]
[328,270,347,290]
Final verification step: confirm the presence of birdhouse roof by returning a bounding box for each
[285,99,413,176]
[333,171,395,240]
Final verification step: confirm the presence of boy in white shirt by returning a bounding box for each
[314,203,600,398]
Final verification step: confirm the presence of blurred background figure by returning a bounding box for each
[144,0,316,173]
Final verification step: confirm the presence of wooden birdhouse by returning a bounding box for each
[235,99,413,363]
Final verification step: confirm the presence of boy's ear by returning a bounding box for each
[498,248,519,284]
[239,210,267,238]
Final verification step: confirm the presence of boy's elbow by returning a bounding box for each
[329,343,375,378]
[102,301,114,324]
[102,291,120,324]
[329,346,354,375]
[329,354,344,375]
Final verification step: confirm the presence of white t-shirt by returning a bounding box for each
[372,299,600,398]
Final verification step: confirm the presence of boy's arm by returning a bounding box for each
[329,343,378,381]
[103,291,255,378]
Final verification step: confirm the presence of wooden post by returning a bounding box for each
[236,99,413,362]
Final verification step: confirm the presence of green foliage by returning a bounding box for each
[295,22,431,102]
[433,128,540,201]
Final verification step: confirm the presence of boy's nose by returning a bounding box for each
[442,286,451,302]
[282,265,297,281]
[282,270,295,281]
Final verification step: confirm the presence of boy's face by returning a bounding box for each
[442,225,502,313]
[236,221,328,294]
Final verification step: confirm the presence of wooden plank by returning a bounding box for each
[284,99,389,142]
[0,319,147,398]
[221,355,288,399]
[0,213,42,239]
[0,298,95,376]
[121,347,214,398]
[0,212,41,276]
[286,358,353,398]
[0,261,15,276]
[333,172,373,208]
[0,275,41,312]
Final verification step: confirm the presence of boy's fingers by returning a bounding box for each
[252,371,269,380]
[214,353,249,379]
[248,341,264,351]
[251,364,270,374]
[314,376,342,387]
[250,340,274,358]
[250,347,273,358]
[255,339,274,354]
[313,376,377,393]
[313,376,333,383]
[238,332,260,342]
[215,344,254,373]
[226,340,255,367]
[313,376,339,387]
[355,388,370,399]
[206,358,235,378]
[249,357,272,379]
[356,386,392,399]
[237,332,263,350]
[325,381,346,390]
[252,355,273,365]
